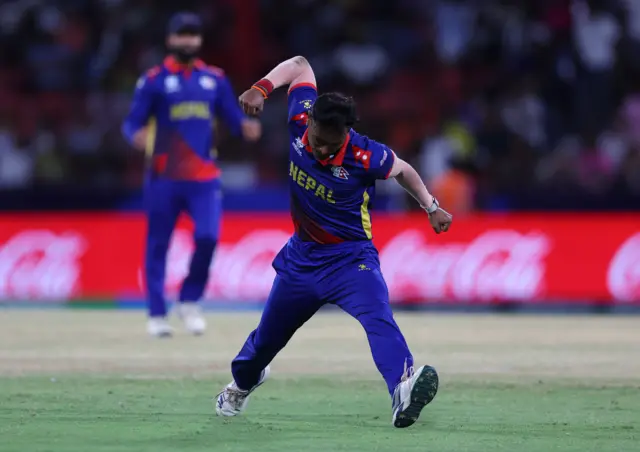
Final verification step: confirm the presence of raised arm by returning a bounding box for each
[259,56,316,93]
[239,56,316,116]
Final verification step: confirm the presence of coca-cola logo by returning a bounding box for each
[379,230,551,301]
[607,233,640,302]
[0,230,86,300]
[145,228,551,303]
[209,230,290,299]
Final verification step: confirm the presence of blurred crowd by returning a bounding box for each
[1,0,640,211]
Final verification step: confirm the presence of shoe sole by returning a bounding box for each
[393,365,439,428]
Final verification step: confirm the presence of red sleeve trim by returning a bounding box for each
[288,82,317,95]
[384,151,396,179]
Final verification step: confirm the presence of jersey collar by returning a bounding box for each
[163,56,206,74]
[301,129,351,167]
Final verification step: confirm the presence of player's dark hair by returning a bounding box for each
[310,92,358,130]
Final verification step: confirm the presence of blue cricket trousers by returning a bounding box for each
[144,177,222,317]
[231,235,414,396]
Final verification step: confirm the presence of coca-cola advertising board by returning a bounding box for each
[0,213,638,304]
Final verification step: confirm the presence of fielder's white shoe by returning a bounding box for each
[215,366,271,417]
[147,317,173,338]
[391,365,439,428]
[177,302,206,335]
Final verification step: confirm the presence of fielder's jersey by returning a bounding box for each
[122,56,245,181]
[287,83,395,244]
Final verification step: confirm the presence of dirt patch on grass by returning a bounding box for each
[0,310,638,383]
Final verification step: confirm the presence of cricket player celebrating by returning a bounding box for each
[216,56,452,428]
[122,12,261,337]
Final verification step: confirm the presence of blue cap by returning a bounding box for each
[167,12,202,35]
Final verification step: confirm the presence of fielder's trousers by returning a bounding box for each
[144,177,222,317]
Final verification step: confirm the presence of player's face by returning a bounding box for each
[307,119,348,161]
[167,32,202,61]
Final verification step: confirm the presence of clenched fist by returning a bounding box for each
[429,208,453,234]
[239,88,266,117]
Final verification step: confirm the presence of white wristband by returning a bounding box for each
[424,196,439,215]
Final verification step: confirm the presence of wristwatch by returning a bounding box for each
[425,196,439,215]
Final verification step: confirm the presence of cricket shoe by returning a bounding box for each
[215,366,271,417]
[147,317,173,338]
[391,365,439,428]
[176,302,206,335]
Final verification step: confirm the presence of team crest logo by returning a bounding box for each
[165,75,180,92]
[331,166,349,180]
[299,99,313,110]
[199,76,216,90]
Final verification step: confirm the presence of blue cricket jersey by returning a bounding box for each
[287,83,395,244]
[122,56,246,180]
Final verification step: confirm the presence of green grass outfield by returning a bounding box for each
[1,377,639,452]
[1,311,639,451]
